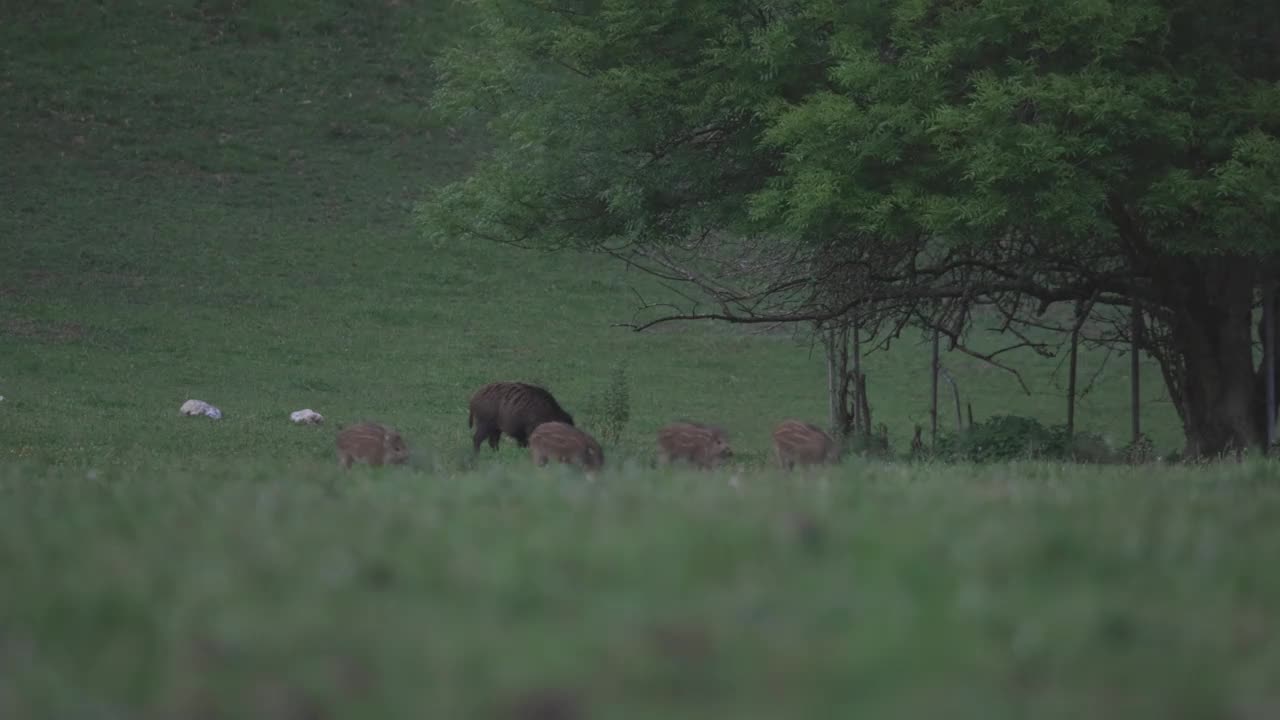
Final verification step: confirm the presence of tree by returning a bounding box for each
[421,0,1280,458]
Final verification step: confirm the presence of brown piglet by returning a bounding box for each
[528,421,604,473]
[771,419,839,469]
[656,421,733,469]
[335,422,410,470]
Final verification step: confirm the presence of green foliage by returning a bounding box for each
[420,0,802,251]
[424,0,1280,257]
[1069,428,1123,465]
[755,0,1280,255]
[1202,131,1280,249]
[936,415,1056,463]
[1121,433,1158,465]
[935,415,1119,464]
[586,360,633,446]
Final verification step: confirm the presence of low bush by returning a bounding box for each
[933,415,1119,464]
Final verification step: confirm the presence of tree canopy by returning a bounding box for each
[422,0,1280,457]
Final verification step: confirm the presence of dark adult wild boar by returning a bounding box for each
[467,381,574,453]
[528,421,604,472]
[656,421,733,469]
[771,420,839,469]
[336,422,410,469]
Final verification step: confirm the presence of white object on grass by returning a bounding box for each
[180,399,223,419]
[290,408,324,425]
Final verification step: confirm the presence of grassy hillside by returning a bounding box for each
[1,4,1275,719]
[0,1,1181,470]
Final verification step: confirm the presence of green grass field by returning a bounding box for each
[2,2,1275,718]
[5,460,1280,719]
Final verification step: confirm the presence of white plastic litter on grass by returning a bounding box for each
[180,399,223,419]
[290,408,324,425]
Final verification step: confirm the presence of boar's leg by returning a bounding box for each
[473,421,501,453]
[774,447,792,471]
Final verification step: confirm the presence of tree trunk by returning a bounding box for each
[852,320,866,437]
[1067,323,1079,440]
[858,372,872,435]
[940,367,963,430]
[824,326,840,433]
[1254,281,1274,448]
[841,324,857,435]
[823,321,866,440]
[930,329,939,448]
[1151,256,1265,457]
[1265,283,1276,452]
[1065,293,1096,442]
[1130,297,1142,444]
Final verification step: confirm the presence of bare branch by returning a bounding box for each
[950,342,1033,396]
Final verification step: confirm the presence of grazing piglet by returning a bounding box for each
[528,421,604,473]
[336,422,410,470]
[771,419,839,469]
[656,421,734,469]
[468,381,575,453]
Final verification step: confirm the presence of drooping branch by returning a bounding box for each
[613,242,1123,334]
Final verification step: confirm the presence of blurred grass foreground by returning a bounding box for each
[3,461,1280,719]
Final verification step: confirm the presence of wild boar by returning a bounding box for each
[468,381,574,453]
[771,419,839,469]
[656,421,733,469]
[528,421,604,472]
[336,422,410,469]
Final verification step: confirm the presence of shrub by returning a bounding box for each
[585,360,631,446]
[934,415,1118,464]
[1065,429,1120,464]
[840,423,893,459]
